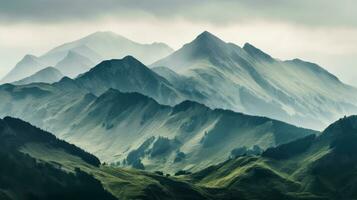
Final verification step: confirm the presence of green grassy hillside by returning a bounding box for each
[188,115,357,200]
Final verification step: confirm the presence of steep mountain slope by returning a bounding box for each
[152,31,357,129]
[0,117,223,200]
[12,67,64,85]
[0,116,116,200]
[2,109,355,200]
[189,115,357,200]
[16,86,317,172]
[1,55,44,83]
[74,56,183,105]
[1,31,173,83]
[0,75,316,173]
[54,51,94,78]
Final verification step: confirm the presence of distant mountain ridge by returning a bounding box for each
[1,31,174,83]
[54,51,94,78]
[152,31,357,129]
[12,67,63,85]
[0,76,317,173]
[1,55,44,83]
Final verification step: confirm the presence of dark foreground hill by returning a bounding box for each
[0,117,113,200]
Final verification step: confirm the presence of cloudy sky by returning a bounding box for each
[0,0,356,86]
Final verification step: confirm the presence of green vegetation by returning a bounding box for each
[186,115,357,200]
[1,115,357,199]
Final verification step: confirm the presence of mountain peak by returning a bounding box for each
[88,31,118,37]
[83,31,128,42]
[193,31,224,44]
[93,56,144,72]
[323,115,357,136]
[198,31,215,38]
[243,43,274,62]
[12,66,64,85]
[66,50,82,59]
[122,55,139,62]
[23,54,39,61]
[172,100,209,115]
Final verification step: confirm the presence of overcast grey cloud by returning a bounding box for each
[0,0,356,27]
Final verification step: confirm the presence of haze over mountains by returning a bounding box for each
[1,30,357,199]
[12,67,63,85]
[0,56,316,172]
[0,31,173,83]
[152,31,357,129]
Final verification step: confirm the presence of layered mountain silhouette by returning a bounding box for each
[1,31,173,83]
[152,31,357,129]
[12,67,63,85]
[1,55,44,83]
[54,51,94,78]
[0,76,316,173]
[2,31,356,130]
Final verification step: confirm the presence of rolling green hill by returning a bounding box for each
[2,116,355,200]
[0,117,214,200]
[188,115,357,200]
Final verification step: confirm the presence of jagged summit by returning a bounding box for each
[243,42,274,62]
[190,31,227,50]
[195,31,223,42]
[83,55,147,75]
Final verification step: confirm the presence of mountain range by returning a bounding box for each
[1,30,357,199]
[0,61,316,172]
[0,30,355,171]
[3,31,356,130]
[12,67,63,85]
[151,31,357,130]
[1,31,173,83]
